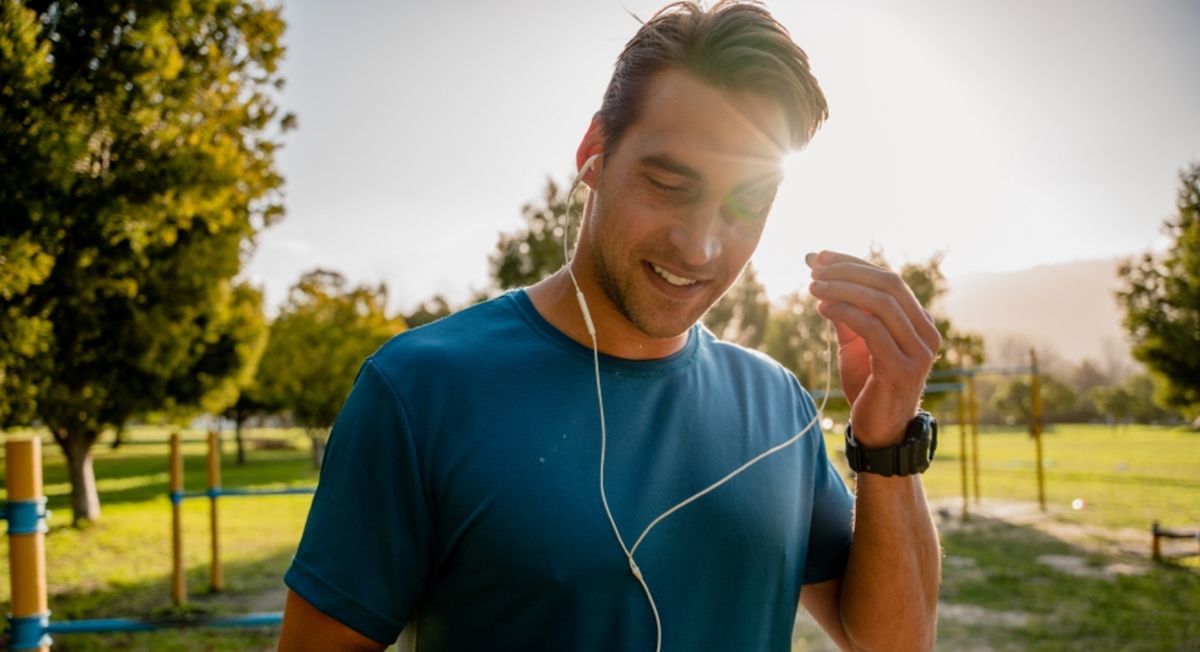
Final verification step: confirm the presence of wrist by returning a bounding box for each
[844,412,937,477]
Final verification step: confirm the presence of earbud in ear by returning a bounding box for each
[580,153,601,176]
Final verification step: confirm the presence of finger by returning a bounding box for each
[810,279,934,364]
[810,261,941,350]
[805,250,873,270]
[816,301,907,370]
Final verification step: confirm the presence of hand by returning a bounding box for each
[806,250,941,448]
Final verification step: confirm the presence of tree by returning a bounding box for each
[873,250,986,411]
[0,1,291,523]
[490,177,582,290]
[1117,162,1200,418]
[0,1,56,429]
[405,294,455,329]
[255,270,406,468]
[1090,373,1177,426]
[703,264,771,349]
[991,375,1077,425]
[222,387,271,466]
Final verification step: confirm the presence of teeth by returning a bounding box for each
[652,264,698,287]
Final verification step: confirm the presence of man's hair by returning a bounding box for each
[598,1,827,154]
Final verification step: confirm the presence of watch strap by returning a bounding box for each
[844,411,937,477]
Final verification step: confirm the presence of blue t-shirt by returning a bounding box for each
[285,290,853,650]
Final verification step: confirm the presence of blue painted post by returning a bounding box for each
[6,437,52,651]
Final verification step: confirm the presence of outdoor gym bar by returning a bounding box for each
[3,437,302,649]
[166,431,316,605]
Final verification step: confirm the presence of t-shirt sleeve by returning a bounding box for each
[801,411,854,585]
[284,358,432,645]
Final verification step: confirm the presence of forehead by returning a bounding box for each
[619,68,790,181]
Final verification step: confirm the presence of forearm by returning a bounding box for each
[839,474,940,651]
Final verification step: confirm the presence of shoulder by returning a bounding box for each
[694,326,820,415]
[372,293,519,365]
[698,326,799,385]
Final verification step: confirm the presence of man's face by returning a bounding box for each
[580,67,790,340]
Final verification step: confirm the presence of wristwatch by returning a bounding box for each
[844,411,937,476]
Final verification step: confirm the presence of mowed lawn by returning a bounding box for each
[3,423,1199,651]
[829,422,1200,531]
[800,423,1200,651]
[1,427,318,651]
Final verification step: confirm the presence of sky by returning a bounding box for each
[245,0,1200,314]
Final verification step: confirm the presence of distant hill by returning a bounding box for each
[941,259,1138,372]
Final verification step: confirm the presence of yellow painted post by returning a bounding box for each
[968,373,981,505]
[1030,350,1046,512]
[1151,522,1162,561]
[170,432,187,605]
[6,438,51,651]
[207,430,223,593]
[956,381,969,520]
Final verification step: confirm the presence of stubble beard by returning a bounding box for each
[588,221,705,342]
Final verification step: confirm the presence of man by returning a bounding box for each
[279,2,940,650]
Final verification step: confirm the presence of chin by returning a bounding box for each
[628,300,711,340]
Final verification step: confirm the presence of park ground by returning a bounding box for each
[2,424,1198,651]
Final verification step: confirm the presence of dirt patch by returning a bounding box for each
[932,498,1161,567]
[1035,553,1146,579]
[245,584,287,613]
[938,602,1031,628]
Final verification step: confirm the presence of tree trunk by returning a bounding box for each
[60,429,102,525]
[109,422,126,450]
[309,429,327,471]
[235,415,247,466]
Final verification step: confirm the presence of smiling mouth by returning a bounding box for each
[651,263,700,287]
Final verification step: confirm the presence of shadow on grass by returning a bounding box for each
[41,545,296,652]
[936,514,1199,651]
[792,513,1200,652]
[17,449,321,511]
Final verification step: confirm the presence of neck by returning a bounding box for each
[526,267,690,361]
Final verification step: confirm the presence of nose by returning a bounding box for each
[668,210,723,268]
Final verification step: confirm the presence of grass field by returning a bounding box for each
[1,428,317,651]
[2,423,1198,651]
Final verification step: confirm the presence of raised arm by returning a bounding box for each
[801,250,942,651]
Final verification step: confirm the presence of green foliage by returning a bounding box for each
[0,0,292,522]
[405,294,455,329]
[255,270,406,433]
[764,290,834,392]
[703,264,771,349]
[869,249,986,411]
[990,375,1079,425]
[1117,162,1200,417]
[176,282,269,418]
[1089,373,1177,426]
[489,177,581,290]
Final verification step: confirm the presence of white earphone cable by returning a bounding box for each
[562,159,834,652]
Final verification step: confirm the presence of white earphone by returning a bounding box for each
[560,152,833,652]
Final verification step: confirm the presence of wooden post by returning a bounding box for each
[1030,350,1046,512]
[968,373,981,505]
[170,432,187,605]
[6,438,51,651]
[208,430,223,593]
[1151,521,1162,561]
[956,381,969,520]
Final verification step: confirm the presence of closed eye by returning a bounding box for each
[646,175,690,195]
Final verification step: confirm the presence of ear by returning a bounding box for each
[575,115,606,189]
